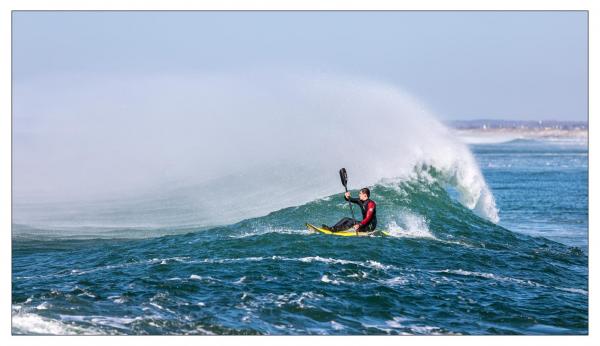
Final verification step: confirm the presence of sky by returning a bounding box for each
[13,11,587,121]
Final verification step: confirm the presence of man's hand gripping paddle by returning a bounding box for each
[339,168,358,234]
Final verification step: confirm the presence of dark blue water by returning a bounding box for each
[474,139,588,250]
[12,139,588,335]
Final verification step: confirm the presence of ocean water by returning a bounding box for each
[12,138,588,335]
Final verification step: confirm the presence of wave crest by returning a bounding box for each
[14,73,499,236]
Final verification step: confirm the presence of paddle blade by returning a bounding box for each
[339,168,348,187]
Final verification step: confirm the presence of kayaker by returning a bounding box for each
[325,188,377,233]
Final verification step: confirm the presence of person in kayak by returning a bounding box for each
[324,188,377,233]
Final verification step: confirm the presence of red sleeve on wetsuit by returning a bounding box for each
[360,201,375,226]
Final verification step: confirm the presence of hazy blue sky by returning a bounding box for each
[13,11,587,121]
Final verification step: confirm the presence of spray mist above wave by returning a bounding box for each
[13,71,498,229]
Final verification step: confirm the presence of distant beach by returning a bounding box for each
[450,120,588,144]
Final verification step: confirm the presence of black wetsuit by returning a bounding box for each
[331,196,377,232]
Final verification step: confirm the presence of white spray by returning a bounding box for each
[13,71,499,230]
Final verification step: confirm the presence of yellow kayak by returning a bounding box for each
[305,223,389,237]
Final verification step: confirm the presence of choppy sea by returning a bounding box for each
[12,137,588,335]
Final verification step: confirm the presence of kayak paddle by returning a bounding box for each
[339,168,356,220]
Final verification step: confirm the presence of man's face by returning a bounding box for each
[359,191,368,201]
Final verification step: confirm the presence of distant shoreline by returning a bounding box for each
[448,119,588,143]
[449,119,587,131]
[453,127,587,141]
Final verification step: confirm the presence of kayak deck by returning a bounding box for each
[306,223,389,237]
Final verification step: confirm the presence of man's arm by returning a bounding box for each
[344,193,361,204]
[358,201,376,230]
